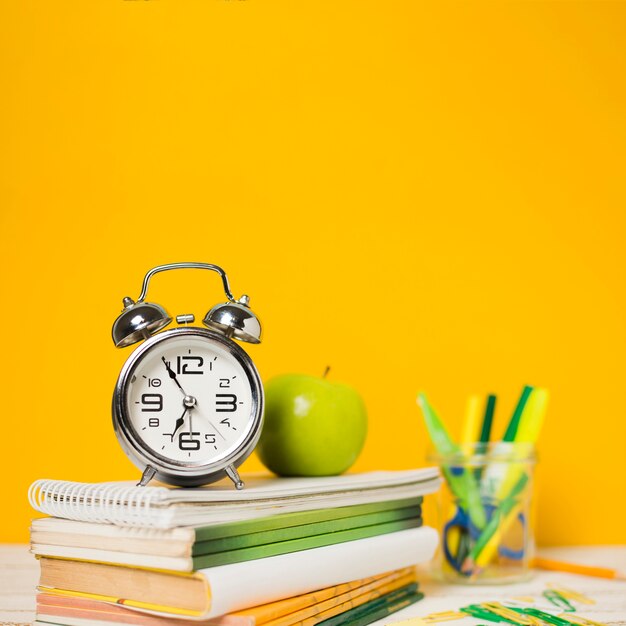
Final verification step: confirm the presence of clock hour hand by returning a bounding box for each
[162,357,187,396]
[168,407,188,442]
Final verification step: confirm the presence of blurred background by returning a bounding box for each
[1,1,625,544]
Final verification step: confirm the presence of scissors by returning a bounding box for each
[443,503,526,573]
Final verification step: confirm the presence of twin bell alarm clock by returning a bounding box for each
[111,262,263,489]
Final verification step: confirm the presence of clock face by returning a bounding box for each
[122,332,258,467]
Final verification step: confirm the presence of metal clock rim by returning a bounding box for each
[112,327,264,483]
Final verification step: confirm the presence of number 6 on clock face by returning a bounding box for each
[113,327,263,487]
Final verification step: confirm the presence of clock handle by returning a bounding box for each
[112,262,260,347]
[136,262,237,303]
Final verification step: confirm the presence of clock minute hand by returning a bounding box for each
[162,357,187,396]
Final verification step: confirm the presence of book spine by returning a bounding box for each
[28,480,170,527]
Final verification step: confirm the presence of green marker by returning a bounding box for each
[479,394,496,443]
[502,386,533,441]
[417,393,486,529]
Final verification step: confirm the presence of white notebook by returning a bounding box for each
[29,468,441,528]
[204,526,438,618]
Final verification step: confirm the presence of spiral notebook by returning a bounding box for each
[29,468,441,528]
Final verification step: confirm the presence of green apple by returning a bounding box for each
[257,372,368,476]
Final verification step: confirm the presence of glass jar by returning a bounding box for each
[428,442,536,584]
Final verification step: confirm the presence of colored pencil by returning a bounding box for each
[532,557,626,581]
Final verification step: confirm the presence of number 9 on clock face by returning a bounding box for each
[113,328,263,486]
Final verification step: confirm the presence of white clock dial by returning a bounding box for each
[124,334,255,466]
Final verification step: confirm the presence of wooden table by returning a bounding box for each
[1,545,625,626]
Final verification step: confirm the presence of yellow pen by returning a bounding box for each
[461,395,482,454]
[516,388,549,444]
[496,388,549,499]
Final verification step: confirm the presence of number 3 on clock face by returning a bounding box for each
[113,328,263,486]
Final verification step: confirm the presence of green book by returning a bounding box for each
[193,504,422,555]
[317,583,424,626]
[194,496,423,542]
[31,497,423,572]
[193,516,423,568]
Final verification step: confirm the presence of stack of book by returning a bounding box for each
[28,469,441,626]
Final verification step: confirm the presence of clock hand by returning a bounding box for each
[208,418,227,440]
[168,407,188,442]
[194,409,227,441]
[161,357,187,396]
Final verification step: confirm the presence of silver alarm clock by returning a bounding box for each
[111,262,264,489]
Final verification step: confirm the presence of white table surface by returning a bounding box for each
[1,545,624,626]
[371,546,626,626]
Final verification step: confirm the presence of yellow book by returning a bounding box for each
[36,568,417,626]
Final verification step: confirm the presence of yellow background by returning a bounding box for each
[1,1,625,544]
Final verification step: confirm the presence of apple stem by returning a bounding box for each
[323,366,331,379]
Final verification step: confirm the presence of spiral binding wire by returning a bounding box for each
[28,480,173,527]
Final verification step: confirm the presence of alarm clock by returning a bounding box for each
[111,262,263,489]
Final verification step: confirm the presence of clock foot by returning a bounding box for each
[137,465,157,487]
[225,465,245,490]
